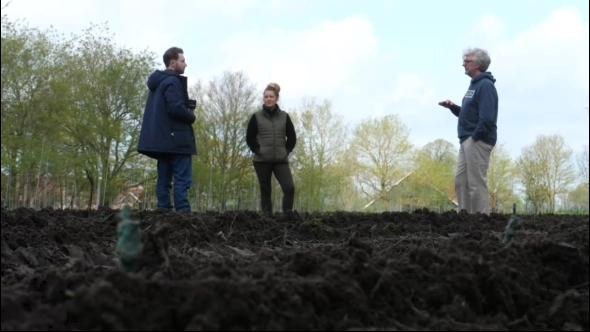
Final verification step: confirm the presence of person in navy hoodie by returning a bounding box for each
[138,47,197,212]
[438,48,498,215]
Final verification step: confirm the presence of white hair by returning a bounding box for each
[463,48,491,72]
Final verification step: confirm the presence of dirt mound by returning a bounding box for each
[1,208,588,330]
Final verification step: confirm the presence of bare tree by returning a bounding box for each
[291,98,350,211]
[198,71,257,210]
[577,145,589,184]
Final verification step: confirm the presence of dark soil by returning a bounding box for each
[1,208,588,330]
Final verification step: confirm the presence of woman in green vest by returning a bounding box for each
[246,83,297,216]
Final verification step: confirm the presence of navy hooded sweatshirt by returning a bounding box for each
[450,72,498,146]
[138,70,196,159]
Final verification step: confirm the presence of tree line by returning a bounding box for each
[2,18,588,214]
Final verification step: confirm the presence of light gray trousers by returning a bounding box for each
[455,137,494,214]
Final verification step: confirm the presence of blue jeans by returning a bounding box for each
[156,155,192,212]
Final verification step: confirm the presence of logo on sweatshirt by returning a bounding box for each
[464,90,475,98]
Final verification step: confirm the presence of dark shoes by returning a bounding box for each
[258,210,304,221]
[281,210,303,221]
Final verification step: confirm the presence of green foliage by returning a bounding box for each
[290,99,352,211]
[352,114,413,210]
[518,135,575,213]
[566,183,589,213]
[1,16,155,209]
[410,139,457,210]
[488,145,521,213]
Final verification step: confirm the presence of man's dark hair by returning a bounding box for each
[163,47,184,67]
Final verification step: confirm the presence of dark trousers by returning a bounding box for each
[156,154,192,212]
[253,162,295,214]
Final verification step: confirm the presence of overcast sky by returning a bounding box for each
[2,0,588,159]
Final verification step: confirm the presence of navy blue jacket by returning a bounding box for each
[138,70,196,158]
[450,72,498,146]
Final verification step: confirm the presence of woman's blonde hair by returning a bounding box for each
[264,82,281,98]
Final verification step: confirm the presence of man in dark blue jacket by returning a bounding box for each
[439,48,498,215]
[138,47,197,212]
